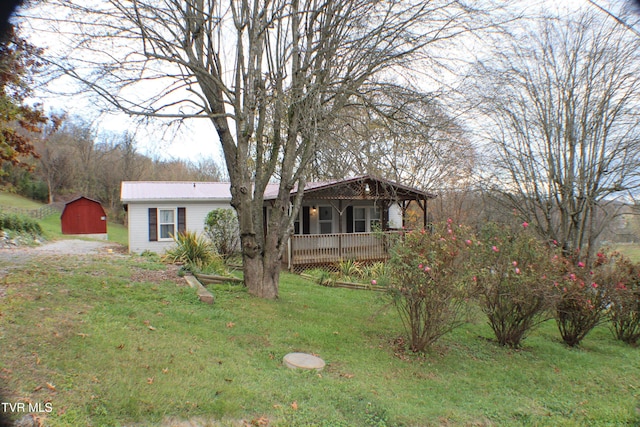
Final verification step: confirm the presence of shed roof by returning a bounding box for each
[61,196,106,217]
[65,195,104,206]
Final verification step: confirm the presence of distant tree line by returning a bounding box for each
[0,18,225,222]
[0,114,225,222]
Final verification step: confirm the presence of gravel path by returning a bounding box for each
[0,239,125,265]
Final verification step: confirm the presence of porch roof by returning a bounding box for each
[268,175,436,202]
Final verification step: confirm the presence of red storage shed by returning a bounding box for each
[61,196,107,237]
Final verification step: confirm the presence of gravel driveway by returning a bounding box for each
[0,239,125,265]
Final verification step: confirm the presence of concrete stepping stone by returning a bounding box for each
[283,352,325,371]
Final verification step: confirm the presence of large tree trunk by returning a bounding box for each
[239,225,283,299]
[237,179,298,299]
[232,172,283,299]
[242,249,279,299]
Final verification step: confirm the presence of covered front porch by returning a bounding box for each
[278,175,436,271]
[289,231,399,268]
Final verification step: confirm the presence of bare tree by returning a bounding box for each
[310,92,475,195]
[27,0,491,298]
[471,8,640,261]
[34,117,78,203]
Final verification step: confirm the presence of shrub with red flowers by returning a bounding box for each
[470,222,558,348]
[554,255,609,347]
[386,220,471,352]
[592,251,640,345]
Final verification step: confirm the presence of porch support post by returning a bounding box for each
[413,198,428,230]
[288,236,293,272]
[381,200,389,231]
[338,200,343,260]
[401,200,411,229]
[423,197,428,229]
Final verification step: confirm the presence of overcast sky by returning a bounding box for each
[14,0,639,164]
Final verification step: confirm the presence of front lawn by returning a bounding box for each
[0,253,638,426]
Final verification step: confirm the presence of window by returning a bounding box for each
[370,207,381,231]
[353,207,366,232]
[294,206,310,235]
[159,209,175,239]
[318,206,333,234]
[148,207,185,242]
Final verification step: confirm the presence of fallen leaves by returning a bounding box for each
[143,320,156,331]
[247,416,269,426]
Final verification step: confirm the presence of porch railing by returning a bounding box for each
[289,231,400,267]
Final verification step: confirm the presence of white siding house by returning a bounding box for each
[121,181,237,254]
[121,176,436,266]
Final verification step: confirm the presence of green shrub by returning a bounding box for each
[187,256,227,276]
[362,262,388,283]
[0,212,42,235]
[163,231,214,266]
[386,220,471,352]
[204,208,239,259]
[554,255,610,347]
[337,258,363,279]
[470,222,558,348]
[592,251,640,345]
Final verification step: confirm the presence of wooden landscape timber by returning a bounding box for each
[299,273,386,292]
[194,273,244,285]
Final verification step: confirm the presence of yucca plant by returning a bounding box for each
[337,258,363,279]
[362,262,388,282]
[163,231,214,267]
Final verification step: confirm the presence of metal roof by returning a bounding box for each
[121,175,435,203]
[120,181,234,202]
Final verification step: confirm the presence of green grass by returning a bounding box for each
[0,254,638,426]
[106,222,128,246]
[612,243,640,263]
[39,213,64,240]
[0,192,44,210]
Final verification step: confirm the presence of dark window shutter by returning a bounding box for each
[346,206,353,233]
[177,207,186,234]
[148,208,158,241]
[302,206,310,235]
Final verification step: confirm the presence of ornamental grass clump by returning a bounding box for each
[163,230,215,268]
[386,220,471,352]
[554,255,610,347]
[470,222,558,348]
[592,251,640,345]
